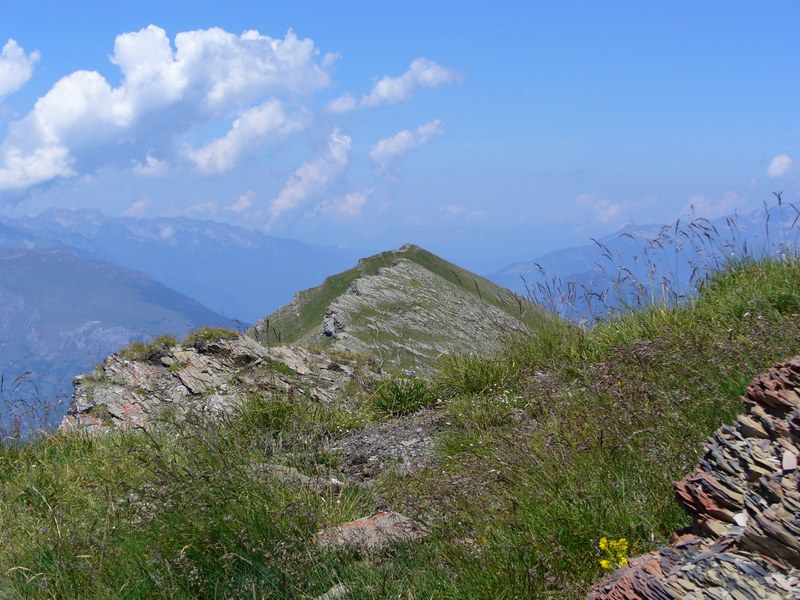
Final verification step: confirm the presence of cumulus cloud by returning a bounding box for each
[369,120,444,170]
[682,191,746,219]
[326,93,357,113]
[316,190,369,217]
[184,99,306,173]
[229,191,254,213]
[576,193,624,224]
[767,154,793,178]
[123,197,150,216]
[0,25,331,193]
[132,152,168,177]
[0,39,39,101]
[327,58,461,113]
[267,129,351,227]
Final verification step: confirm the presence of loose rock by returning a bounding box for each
[588,357,800,599]
[313,511,427,553]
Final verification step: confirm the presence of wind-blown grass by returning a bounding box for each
[1,203,799,597]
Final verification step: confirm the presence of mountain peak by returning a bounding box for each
[248,245,544,371]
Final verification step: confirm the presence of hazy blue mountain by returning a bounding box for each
[489,204,800,320]
[3,209,363,323]
[0,247,237,429]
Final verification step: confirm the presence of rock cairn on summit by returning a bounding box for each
[589,357,800,599]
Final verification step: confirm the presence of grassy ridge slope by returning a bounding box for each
[249,244,535,348]
[1,255,799,597]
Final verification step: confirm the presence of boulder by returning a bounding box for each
[588,357,800,598]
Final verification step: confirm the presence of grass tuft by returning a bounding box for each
[371,376,435,416]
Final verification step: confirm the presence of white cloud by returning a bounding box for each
[123,197,150,216]
[682,191,746,219]
[766,154,793,178]
[576,193,624,224]
[369,120,444,170]
[0,39,39,101]
[267,129,351,227]
[0,25,332,193]
[185,202,218,214]
[327,58,461,113]
[442,204,465,216]
[229,191,254,213]
[439,203,485,221]
[0,144,75,191]
[316,190,369,217]
[326,92,357,113]
[184,99,306,174]
[132,152,168,177]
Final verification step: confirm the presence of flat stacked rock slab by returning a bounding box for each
[61,335,382,432]
[589,358,800,599]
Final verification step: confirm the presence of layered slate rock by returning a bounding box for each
[61,335,381,432]
[588,358,800,599]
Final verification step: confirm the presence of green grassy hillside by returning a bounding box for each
[1,254,799,598]
[249,244,536,348]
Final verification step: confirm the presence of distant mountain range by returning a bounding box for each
[0,208,363,323]
[0,247,237,428]
[0,209,367,428]
[489,204,800,319]
[4,201,797,428]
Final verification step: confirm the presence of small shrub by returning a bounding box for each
[266,359,295,377]
[436,354,520,397]
[184,327,240,347]
[371,376,435,417]
[119,334,177,363]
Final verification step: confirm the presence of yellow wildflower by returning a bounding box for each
[598,536,629,570]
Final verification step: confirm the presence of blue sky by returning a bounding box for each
[1,1,799,268]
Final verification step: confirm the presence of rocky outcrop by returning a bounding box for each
[588,358,800,599]
[257,257,529,372]
[60,335,381,432]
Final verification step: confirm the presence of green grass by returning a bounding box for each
[2,256,800,597]
[183,326,240,346]
[370,376,435,417]
[118,334,177,362]
[250,244,542,347]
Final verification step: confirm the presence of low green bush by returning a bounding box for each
[119,334,177,362]
[371,376,435,416]
[436,353,520,396]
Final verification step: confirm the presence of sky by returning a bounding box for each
[1,1,799,270]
